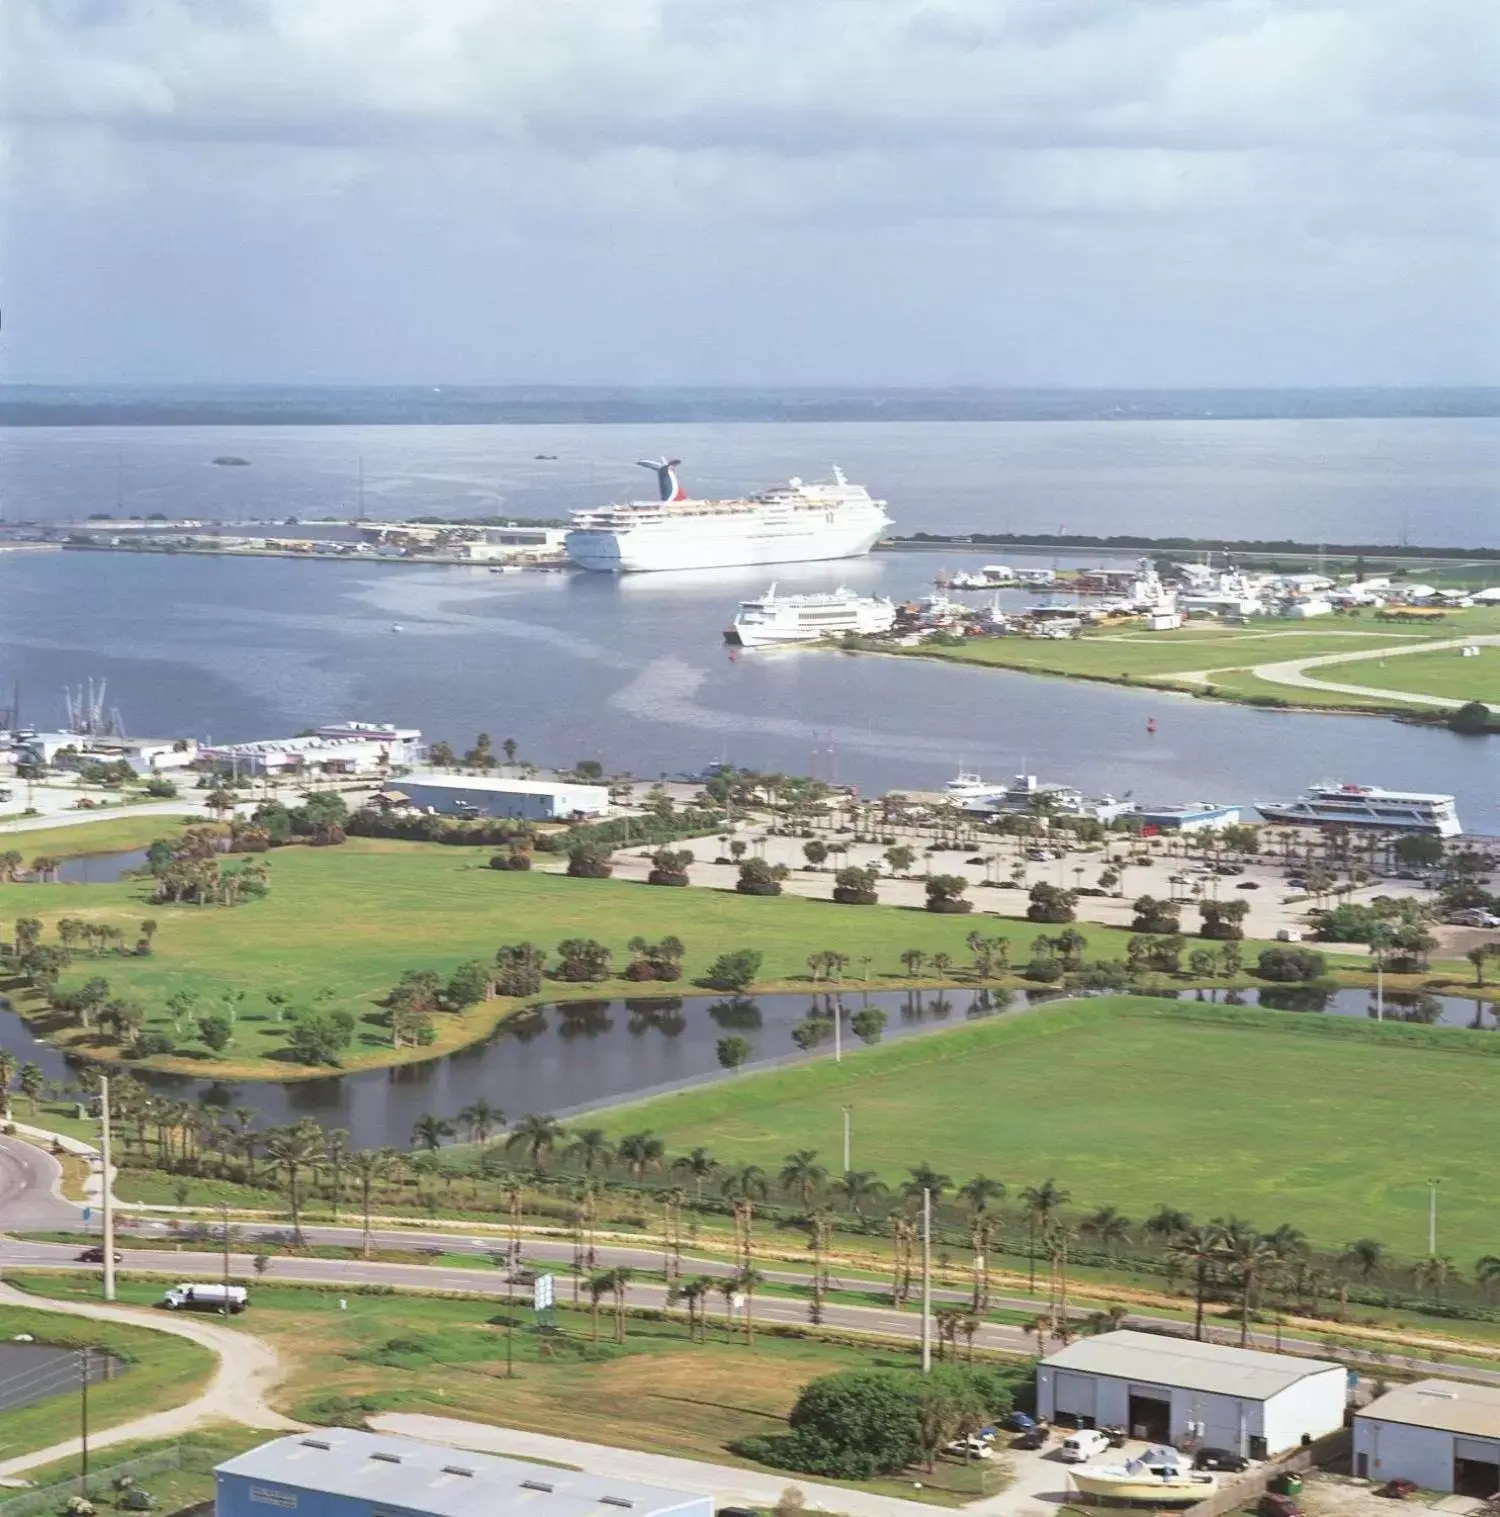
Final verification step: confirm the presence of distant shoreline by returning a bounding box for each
[884,533,1500,564]
[2,383,1498,427]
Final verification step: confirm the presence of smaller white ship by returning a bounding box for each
[1255,783,1463,837]
[725,583,897,648]
[1070,1447,1216,1505]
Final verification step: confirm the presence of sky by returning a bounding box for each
[1,0,1497,387]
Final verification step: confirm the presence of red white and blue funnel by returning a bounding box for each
[637,457,687,501]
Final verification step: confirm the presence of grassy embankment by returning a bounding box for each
[8,1276,1024,1506]
[885,607,1500,714]
[0,1302,215,1465]
[1,833,1363,1080]
[0,815,198,859]
[593,995,1500,1264]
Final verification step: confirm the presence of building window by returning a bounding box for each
[250,1489,298,1509]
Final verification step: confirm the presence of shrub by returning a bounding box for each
[1022,957,1064,983]
[566,842,614,879]
[925,874,973,914]
[703,949,763,992]
[647,847,693,886]
[1255,946,1328,983]
[1199,900,1249,940]
[1447,701,1492,735]
[832,865,879,905]
[1130,895,1181,934]
[736,858,783,896]
[489,848,532,871]
[1026,882,1078,923]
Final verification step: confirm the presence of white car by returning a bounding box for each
[945,1437,993,1460]
[1059,1429,1111,1463]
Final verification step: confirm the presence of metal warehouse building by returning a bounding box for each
[215,1431,712,1517]
[390,774,611,821]
[1037,1331,1347,1457]
[1354,1379,1500,1497]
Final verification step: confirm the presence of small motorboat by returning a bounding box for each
[1070,1446,1217,1504]
[390,623,404,633]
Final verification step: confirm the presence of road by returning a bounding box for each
[1245,633,1500,710]
[0,1280,296,1478]
[0,1135,82,1230]
[3,1224,1495,1389]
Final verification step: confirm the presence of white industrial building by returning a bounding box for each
[1354,1380,1500,1497]
[390,773,610,821]
[1037,1331,1347,1458]
[215,1430,710,1517]
[202,722,423,777]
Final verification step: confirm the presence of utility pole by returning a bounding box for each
[221,1202,232,1301]
[1429,1179,1441,1256]
[99,1076,116,1302]
[842,1107,851,1175]
[1375,953,1384,1022]
[80,1348,91,1494]
[833,997,842,1064]
[920,1188,932,1374]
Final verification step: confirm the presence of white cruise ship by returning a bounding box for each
[725,583,897,647]
[566,459,891,573]
[1255,783,1463,837]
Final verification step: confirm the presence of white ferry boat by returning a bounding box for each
[958,772,1136,823]
[725,583,897,647]
[566,460,891,573]
[1255,783,1463,837]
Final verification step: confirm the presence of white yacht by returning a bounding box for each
[959,773,1136,823]
[725,584,897,648]
[1255,783,1463,837]
[566,460,891,573]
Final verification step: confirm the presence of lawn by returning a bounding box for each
[594,995,1500,1263]
[0,814,198,861]
[4,835,1195,1078]
[0,1301,215,1465]
[889,607,1500,711]
[8,1277,1023,1506]
[1309,645,1500,705]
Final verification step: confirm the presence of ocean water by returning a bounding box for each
[1,415,1498,545]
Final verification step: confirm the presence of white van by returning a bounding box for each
[1060,1429,1111,1463]
[161,1283,247,1313]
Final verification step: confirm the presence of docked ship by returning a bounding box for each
[1254,783,1463,837]
[566,459,891,573]
[956,772,1136,823]
[725,584,897,647]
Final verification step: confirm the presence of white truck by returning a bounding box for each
[161,1283,247,1313]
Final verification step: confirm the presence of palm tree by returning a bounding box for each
[1080,1206,1132,1260]
[738,1266,764,1345]
[1219,1220,1277,1347]
[902,1162,953,1205]
[324,1128,351,1220]
[1019,1178,1070,1293]
[616,1131,666,1181]
[411,1113,455,1152]
[779,1149,828,1209]
[1415,1254,1457,1305]
[1170,1222,1226,1341]
[611,1266,635,1341]
[956,1174,1005,1218]
[1474,1254,1500,1301]
[569,1128,616,1176]
[1342,1237,1386,1283]
[0,1049,17,1119]
[671,1146,717,1199]
[719,1165,769,1268]
[262,1121,325,1245]
[505,1113,566,1171]
[587,1271,613,1341]
[1144,1205,1192,1247]
[832,1169,887,1221]
[459,1098,504,1144]
[349,1148,395,1256]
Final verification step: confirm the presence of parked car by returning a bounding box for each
[1194,1448,1252,1472]
[1059,1429,1111,1463]
[1377,1479,1419,1501]
[78,1246,123,1264]
[1236,880,1261,890]
[1001,1411,1038,1432]
[945,1437,993,1460]
[1014,1422,1051,1450]
[1258,1495,1301,1517]
[1101,1425,1128,1448]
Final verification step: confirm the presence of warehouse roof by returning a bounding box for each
[216,1431,705,1517]
[1041,1330,1343,1399]
[391,774,609,797]
[1358,1379,1500,1439]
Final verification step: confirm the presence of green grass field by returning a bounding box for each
[595,996,1500,1263]
[891,607,1500,713]
[0,814,197,861]
[4,833,1182,1077]
[1309,645,1500,704]
[0,1301,215,1464]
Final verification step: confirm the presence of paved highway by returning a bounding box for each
[0,1135,82,1231]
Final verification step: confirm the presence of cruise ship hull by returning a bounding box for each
[567,518,886,573]
[1254,803,1462,837]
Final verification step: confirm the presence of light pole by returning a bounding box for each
[842,1107,851,1174]
[920,1188,933,1374]
[1428,1179,1441,1257]
[833,997,842,1064]
[99,1076,115,1302]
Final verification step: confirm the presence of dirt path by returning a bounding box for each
[0,1282,298,1477]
